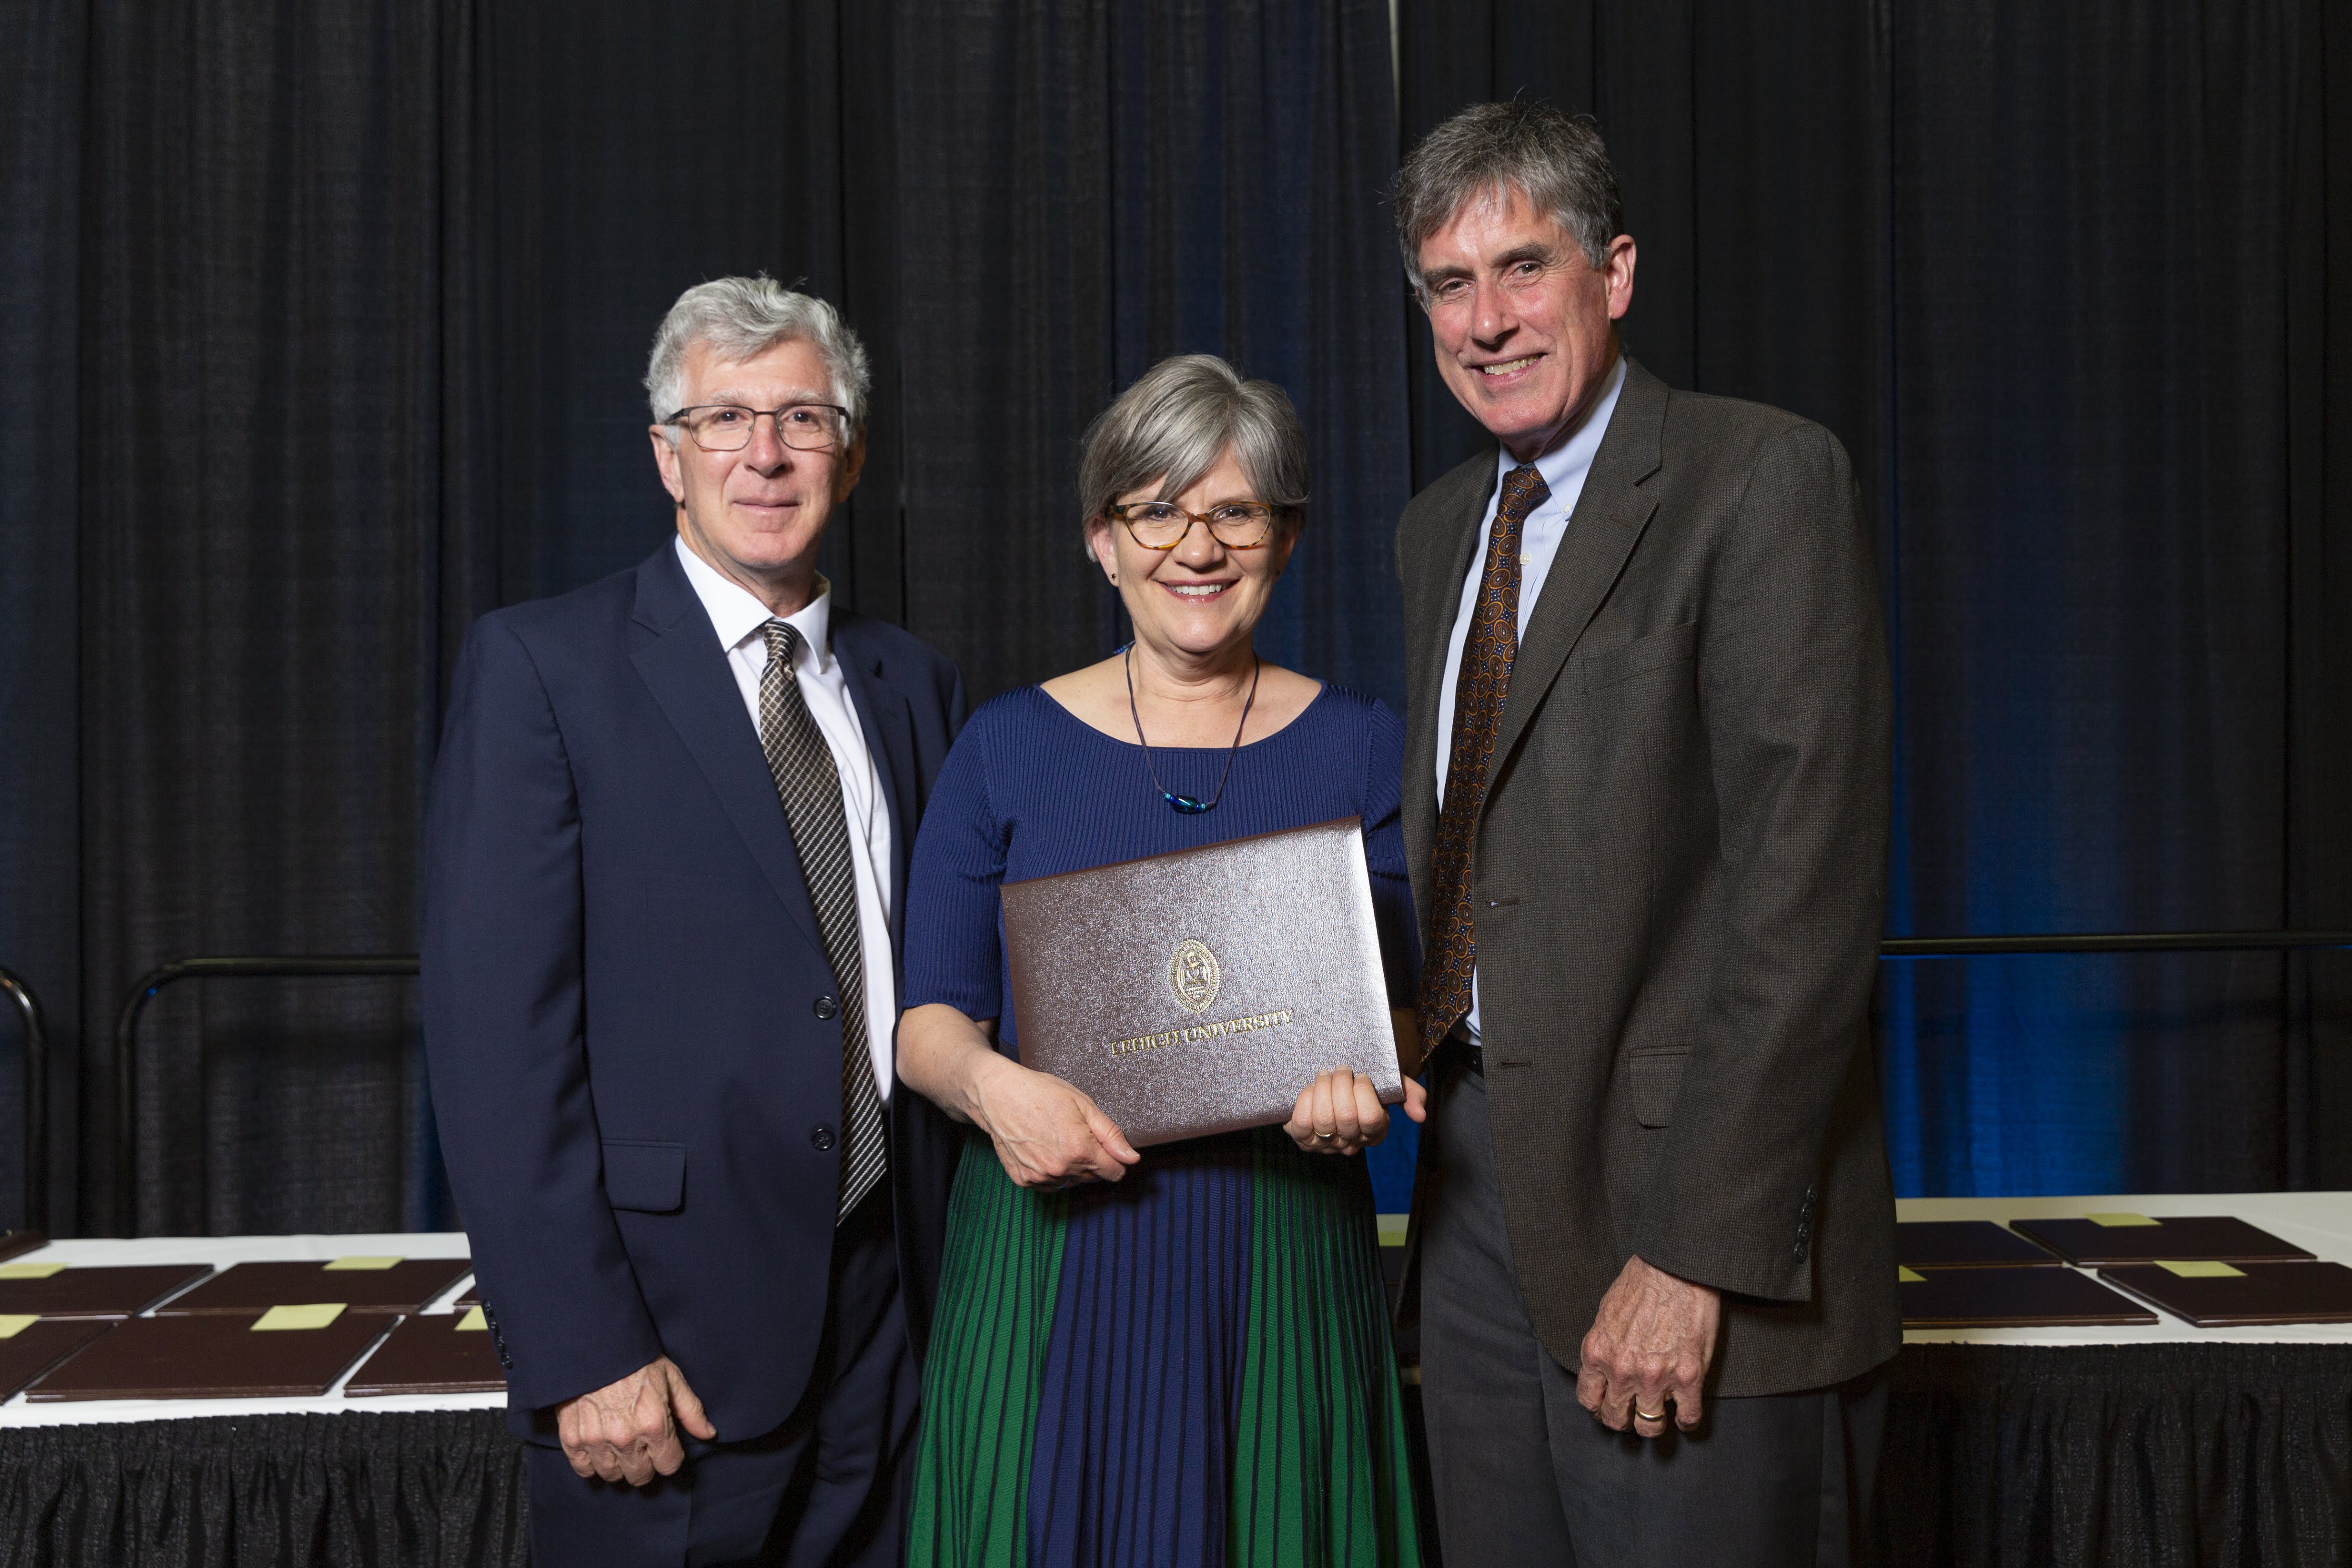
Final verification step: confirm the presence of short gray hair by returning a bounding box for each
[644,275,871,430]
[1077,355,1309,542]
[1394,101,1624,294]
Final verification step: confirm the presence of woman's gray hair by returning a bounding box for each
[1394,101,1624,294]
[1077,355,1309,543]
[644,275,871,430]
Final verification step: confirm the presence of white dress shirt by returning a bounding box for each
[1432,352,1628,1047]
[675,537,895,1102]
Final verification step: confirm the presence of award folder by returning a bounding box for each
[0,1319,113,1399]
[154,1258,471,1315]
[0,1230,48,1264]
[1001,819,1401,1147]
[2009,1216,2314,1267]
[0,1263,214,1318]
[1899,1266,2157,1328]
[343,1312,507,1396]
[2096,1260,2352,1327]
[1895,1220,2061,1269]
[24,1310,391,1400]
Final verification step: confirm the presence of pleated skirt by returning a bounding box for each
[906,1127,1424,1568]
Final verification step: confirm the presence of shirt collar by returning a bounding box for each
[672,535,833,671]
[1496,350,1629,503]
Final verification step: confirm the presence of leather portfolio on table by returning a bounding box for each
[1001,818,1401,1147]
[1895,1220,2061,1269]
[0,1231,48,1264]
[343,1311,507,1396]
[25,1309,392,1400]
[1898,1265,2157,1328]
[0,1263,214,1317]
[154,1258,471,1315]
[2095,1260,2352,1327]
[0,1319,113,1399]
[2010,1215,2314,1267]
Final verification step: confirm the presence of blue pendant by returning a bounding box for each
[1164,792,1213,814]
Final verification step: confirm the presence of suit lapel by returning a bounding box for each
[831,615,918,957]
[1488,359,1668,777]
[627,549,827,959]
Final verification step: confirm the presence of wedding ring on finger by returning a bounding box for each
[1635,1408,1665,1423]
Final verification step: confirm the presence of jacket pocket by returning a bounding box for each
[1581,620,1699,691]
[1629,1048,1690,1128]
[603,1139,686,1213]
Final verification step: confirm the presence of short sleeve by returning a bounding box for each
[1358,699,1420,1007]
[901,712,1010,1023]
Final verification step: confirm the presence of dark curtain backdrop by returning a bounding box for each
[0,0,1409,1235]
[0,2,2345,1235]
[1398,0,2352,1196]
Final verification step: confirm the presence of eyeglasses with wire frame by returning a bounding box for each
[1107,500,1281,551]
[667,403,851,452]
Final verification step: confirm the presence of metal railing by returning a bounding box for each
[1881,929,2352,959]
[91,931,2352,1233]
[114,954,419,1235]
[0,967,46,1232]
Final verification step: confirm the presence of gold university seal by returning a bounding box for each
[1169,939,1222,1013]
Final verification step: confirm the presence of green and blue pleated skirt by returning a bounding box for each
[907,1126,1423,1568]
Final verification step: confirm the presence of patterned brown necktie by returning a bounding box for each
[759,620,889,1222]
[1419,464,1551,1056]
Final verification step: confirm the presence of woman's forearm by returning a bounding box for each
[899,1002,1005,1126]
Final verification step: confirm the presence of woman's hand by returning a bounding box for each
[966,1051,1140,1190]
[898,1003,1139,1190]
[1286,1067,1402,1156]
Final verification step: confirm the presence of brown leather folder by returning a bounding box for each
[1896,1220,2062,1269]
[2009,1216,2314,1266]
[1899,1266,2157,1327]
[24,1310,392,1400]
[1001,819,1401,1147]
[0,1320,114,1398]
[0,1231,48,1264]
[2096,1261,2352,1327]
[153,1258,471,1315]
[342,1313,507,1396]
[0,1264,214,1318]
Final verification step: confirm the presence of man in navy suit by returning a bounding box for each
[422,277,966,1567]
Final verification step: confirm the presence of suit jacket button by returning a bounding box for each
[811,1125,836,1152]
[813,995,840,1020]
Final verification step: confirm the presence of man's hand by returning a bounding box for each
[555,1356,717,1485]
[1576,1255,1721,1438]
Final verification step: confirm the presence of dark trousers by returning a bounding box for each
[1417,1055,1887,1567]
[525,1187,920,1568]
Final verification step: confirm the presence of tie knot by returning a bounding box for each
[763,618,802,668]
[1500,463,1549,518]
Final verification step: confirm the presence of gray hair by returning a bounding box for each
[1394,101,1624,294]
[1078,355,1309,543]
[644,275,871,430]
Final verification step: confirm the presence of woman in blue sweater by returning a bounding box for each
[896,354,1427,1568]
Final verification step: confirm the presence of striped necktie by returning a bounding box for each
[759,620,888,1222]
[1419,463,1550,1056]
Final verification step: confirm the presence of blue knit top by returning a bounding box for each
[903,682,1417,1052]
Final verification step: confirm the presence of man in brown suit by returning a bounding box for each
[1394,103,1899,1563]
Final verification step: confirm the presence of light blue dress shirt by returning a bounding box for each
[1431,351,1628,1047]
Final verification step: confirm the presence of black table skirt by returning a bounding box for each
[1876,1343,2352,1567]
[0,1344,2342,1567]
[0,1411,527,1568]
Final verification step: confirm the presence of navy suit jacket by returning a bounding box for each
[420,543,967,1442]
